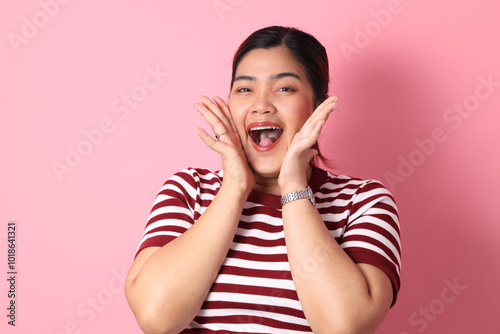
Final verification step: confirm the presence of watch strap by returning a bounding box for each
[280,186,315,207]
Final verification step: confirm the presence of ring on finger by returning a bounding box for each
[215,132,228,140]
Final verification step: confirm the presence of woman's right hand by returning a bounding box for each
[127,97,255,333]
[194,96,255,196]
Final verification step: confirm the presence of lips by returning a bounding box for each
[246,121,284,152]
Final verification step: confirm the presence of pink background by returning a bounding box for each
[1,1,499,333]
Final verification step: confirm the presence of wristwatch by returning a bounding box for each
[280,186,316,207]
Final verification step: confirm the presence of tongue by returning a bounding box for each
[259,137,274,147]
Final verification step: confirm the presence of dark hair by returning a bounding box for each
[231,26,329,105]
[231,26,332,167]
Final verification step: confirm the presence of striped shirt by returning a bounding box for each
[136,167,401,333]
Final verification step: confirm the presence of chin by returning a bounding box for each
[254,168,280,180]
[248,157,282,180]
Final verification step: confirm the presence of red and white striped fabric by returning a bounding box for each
[136,167,401,333]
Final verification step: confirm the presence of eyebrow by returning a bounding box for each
[273,72,301,81]
[233,72,302,83]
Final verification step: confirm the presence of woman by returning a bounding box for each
[125,26,401,334]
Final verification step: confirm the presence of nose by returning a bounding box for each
[251,91,276,114]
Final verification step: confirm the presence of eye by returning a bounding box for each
[236,87,251,93]
[277,87,295,92]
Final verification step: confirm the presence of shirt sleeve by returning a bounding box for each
[340,180,402,306]
[135,169,200,257]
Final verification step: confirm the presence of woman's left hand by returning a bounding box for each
[278,96,338,194]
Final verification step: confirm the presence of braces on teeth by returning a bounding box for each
[250,126,282,131]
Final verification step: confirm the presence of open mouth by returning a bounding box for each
[248,125,284,147]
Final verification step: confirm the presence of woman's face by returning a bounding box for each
[228,46,315,179]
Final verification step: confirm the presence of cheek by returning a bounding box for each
[285,113,312,144]
[227,99,237,119]
[291,104,313,128]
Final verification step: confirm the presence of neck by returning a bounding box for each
[253,165,313,196]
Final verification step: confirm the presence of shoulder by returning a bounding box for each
[316,168,393,197]
[314,168,398,215]
[152,167,223,205]
[164,167,223,188]
[170,167,222,180]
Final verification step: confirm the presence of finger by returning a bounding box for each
[194,127,224,154]
[313,96,338,117]
[198,96,233,132]
[213,96,238,133]
[311,96,338,121]
[318,96,338,109]
[300,104,335,138]
[300,119,326,146]
[301,97,338,134]
[307,148,319,161]
[198,96,232,131]
[288,119,326,158]
[194,102,229,139]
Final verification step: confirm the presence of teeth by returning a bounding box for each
[250,126,282,131]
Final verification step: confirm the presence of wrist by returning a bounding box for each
[278,165,312,195]
[280,185,316,207]
[279,182,308,196]
[219,181,253,201]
